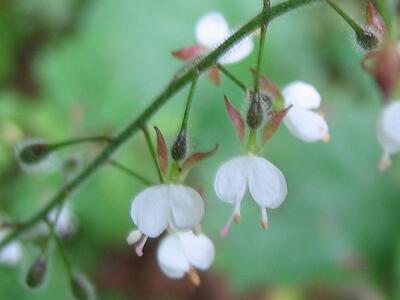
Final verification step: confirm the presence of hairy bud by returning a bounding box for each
[14,139,55,172]
[171,130,187,161]
[26,255,47,288]
[356,29,379,51]
[246,99,263,129]
[71,273,96,300]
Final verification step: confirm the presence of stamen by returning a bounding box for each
[322,133,331,143]
[220,202,241,237]
[135,235,148,257]
[261,208,268,230]
[379,151,392,172]
[187,268,201,286]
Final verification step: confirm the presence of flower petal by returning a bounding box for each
[195,11,230,49]
[179,232,215,271]
[130,185,170,238]
[284,107,329,142]
[157,234,189,279]
[218,36,253,64]
[248,155,287,209]
[0,230,23,265]
[168,185,205,231]
[283,81,321,109]
[377,101,400,154]
[214,156,248,204]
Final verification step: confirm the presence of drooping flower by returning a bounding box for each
[282,81,330,143]
[172,11,253,84]
[0,229,23,265]
[215,154,287,236]
[157,231,214,284]
[130,184,204,256]
[47,205,78,237]
[376,100,400,171]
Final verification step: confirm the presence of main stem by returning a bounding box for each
[0,0,323,250]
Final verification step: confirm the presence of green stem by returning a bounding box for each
[0,0,324,251]
[217,63,247,91]
[326,0,363,34]
[180,74,199,132]
[253,1,270,94]
[44,218,73,279]
[141,126,164,183]
[108,160,153,185]
[48,136,113,151]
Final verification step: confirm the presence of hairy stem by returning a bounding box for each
[0,0,323,251]
[180,74,199,132]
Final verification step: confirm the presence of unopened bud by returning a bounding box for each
[171,130,187,161]
[26,255,47,288]
[71,273,96,300]
[357,29,379,51]
[14,139,55,173]
[246,99,263,129]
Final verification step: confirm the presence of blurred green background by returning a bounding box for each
[0,0,399,299]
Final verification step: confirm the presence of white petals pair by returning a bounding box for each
[173,12,253,65]
[214,154,287,235]
[195,12,253,64]
[283,82,330,143]
[130,184,204,255]
[157,231,214,284]
[0,230,23,266]
[377,101,400,171]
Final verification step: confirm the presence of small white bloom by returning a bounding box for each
[48,205,78,237]
[0,229,23,265]
[14,139,56,173]
[157,231,214,284]
[377,100,400,171]
[283,81,330,143]
[214,154,287,235]
[130,184,204,256]
[195,11,253,64]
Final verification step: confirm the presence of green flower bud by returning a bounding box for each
[171,130,187,161]
[246,99,263,129]
[357,29,379,51]
[14,139,55,173]
[26,255,47,288]
[71,273,96,300]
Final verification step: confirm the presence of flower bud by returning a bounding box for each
[14,139,55,173]
[356,29,379,51]
[71,273,96,300]
[246,99,263,129]
[26,255,47,288]
[171,130,187,161]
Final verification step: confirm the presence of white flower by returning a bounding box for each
[130,184,204,256]
[282,81,330,143]
[214,154,287,235]
[157,231,214,284]
[48,205,78,237]
[377,100,400,171]
[195,11,253,64]
[0,230,23,265]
